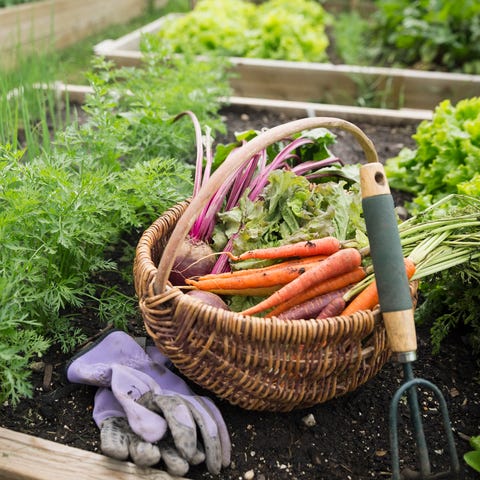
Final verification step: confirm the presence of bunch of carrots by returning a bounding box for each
[185,236,416,319]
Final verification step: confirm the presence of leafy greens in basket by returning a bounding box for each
[212,168,367,268]
[175,113,368,275]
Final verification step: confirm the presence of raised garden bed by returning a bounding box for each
[0,87,478,478]
[57,82,433,126]
[0,427,185,480]
[93,13,480,112]
[0,0,168,69]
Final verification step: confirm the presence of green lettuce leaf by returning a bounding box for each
[213,168,367,261]
[385,97,480,212]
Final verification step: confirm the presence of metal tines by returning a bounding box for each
[389,353,460,480]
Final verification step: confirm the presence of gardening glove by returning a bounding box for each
[66,330,231,475]
[93,387,162,467]
[94,387,197,475]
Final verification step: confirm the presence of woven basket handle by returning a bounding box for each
[154,116,379,294]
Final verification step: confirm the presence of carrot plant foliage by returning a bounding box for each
[0,41,230,404]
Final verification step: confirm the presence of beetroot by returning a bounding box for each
[168,237,216,286]
[185,290,230,311]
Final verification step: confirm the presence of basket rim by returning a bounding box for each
[141,279,385,340]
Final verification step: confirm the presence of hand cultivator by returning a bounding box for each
[360,162,460,480]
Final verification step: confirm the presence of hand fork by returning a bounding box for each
[360,162,460,480]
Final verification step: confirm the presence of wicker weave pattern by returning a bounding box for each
[134,201,396,411]
[133,117,416,412]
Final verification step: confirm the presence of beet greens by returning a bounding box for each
[178,112,363,274]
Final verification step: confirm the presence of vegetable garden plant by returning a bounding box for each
[153,0,480,75]
[0,39,230,403]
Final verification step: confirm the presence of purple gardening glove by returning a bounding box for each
[93,387,162,467]
[66,330,231,476]
[94,387,196,475]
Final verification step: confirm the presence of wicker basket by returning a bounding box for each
[133,117,417,412]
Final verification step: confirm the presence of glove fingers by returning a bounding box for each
[143,393,198,462]
[111,366,168,443]
[100,417,130,460]
[159,444,190,477]
[189,443,206,465]
[181,397,222,475]
[201,396,232,468]
[128,437,161,467]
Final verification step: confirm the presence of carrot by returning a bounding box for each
[276,286,351,320]
[186,259,325,292]
[340,258,416,316]
[316,296,347,319]
[193,255,328,281]
[230,237,341,262]
[267,266,366,317]
[197,286,282,296]
[240,247,362,316]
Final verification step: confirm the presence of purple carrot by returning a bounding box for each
[277,286,350,320]
[316,295,347,319]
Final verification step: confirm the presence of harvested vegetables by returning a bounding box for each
[184,195,480,319]
[267,266,366,317]
[174,110,362,278]
[317,295,347,319]
[229,236,341,261]
[186,255,327,293]
[340,258,416,316]
[239,247,362,316]
[276,286,351,320]
[174,112,480,322]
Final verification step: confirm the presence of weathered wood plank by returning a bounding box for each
[0,0,168,68]
[94,14,480,111]
[228,58,480,109]
[0,426,189,480]
[227,96,432,125]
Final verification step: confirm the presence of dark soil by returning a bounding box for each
[1,106,478,480]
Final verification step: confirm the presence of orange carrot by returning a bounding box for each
[197,286,282,296]
[340,258,416,316]
[316,296,346,319]
[267,266,366,317]
[240,248,362,316]
[193,255,328,281]
[276,286,350,320]
[186,259,326,292]
[230,237,341,262]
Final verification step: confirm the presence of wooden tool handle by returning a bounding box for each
[360,163,417,361]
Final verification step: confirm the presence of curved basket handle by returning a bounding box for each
[154,116,379,294]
